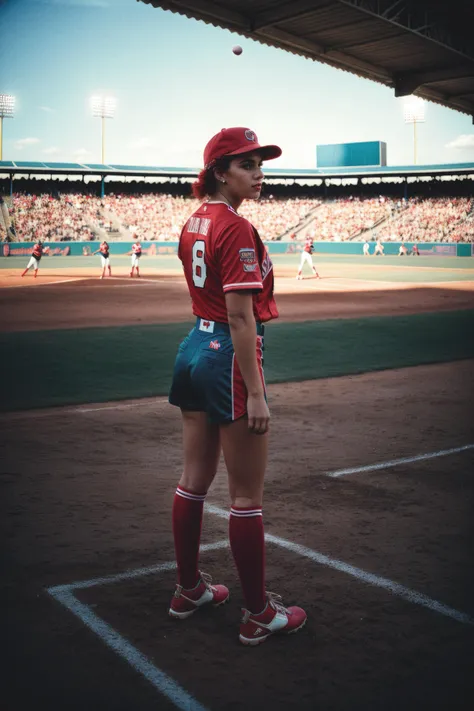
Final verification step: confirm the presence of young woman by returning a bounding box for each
[168,127,307,646]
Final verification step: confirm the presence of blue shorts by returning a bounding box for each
[169,317,266,424]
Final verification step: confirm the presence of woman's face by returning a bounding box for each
[220,152,264,202]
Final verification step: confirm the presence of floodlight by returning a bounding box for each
[403,96,425,124]
[0,94,15,160]
[0,94,15,118]
[90,95,116,164]
[403,96,425,165]
[91,96,116,119]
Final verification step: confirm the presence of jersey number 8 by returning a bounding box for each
[192,240,207,288]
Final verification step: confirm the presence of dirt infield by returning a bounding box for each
[1,265,474,332]
[2,260,474,710]
[2,362,474,710]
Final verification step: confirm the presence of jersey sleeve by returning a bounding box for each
[215,217,263,293]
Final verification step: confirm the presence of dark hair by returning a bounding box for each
[192,156,233,200]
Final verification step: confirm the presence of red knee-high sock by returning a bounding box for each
[172,486,206,589]
[229,507,266,614]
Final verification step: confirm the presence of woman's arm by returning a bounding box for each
[225,291,269,434]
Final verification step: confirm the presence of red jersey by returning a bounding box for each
[304,239,313,254]
[132,242,142,255]
[178,202,278,323]
[32,244,43,259]
[100,242,109,257]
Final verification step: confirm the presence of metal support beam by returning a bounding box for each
[328,30,402,52]
[394,65,474,96]
[334,0,474,61]
[257,25,391,82]
[381,0,405,19]
[255,26,326,56]
[252,0,330,32]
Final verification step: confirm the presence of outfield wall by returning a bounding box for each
[2,240,472,257]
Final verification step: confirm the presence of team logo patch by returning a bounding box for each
[239,248,256,263]
[209,340,221,350]
[199,319,215,333]
[243,263,257,272]
[245,130,256,142]
[261,252,273,280]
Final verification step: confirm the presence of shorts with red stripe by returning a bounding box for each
[169,317,266,424]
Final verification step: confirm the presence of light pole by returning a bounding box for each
[0,94,15,161]
[91,96,116,164]
[403,96,425,165]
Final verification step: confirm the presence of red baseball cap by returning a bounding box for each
[203,127,282,168]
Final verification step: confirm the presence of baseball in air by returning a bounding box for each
[232,45,243,55]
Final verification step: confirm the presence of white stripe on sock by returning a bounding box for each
[230,508,263,518]
[176,488,206,502]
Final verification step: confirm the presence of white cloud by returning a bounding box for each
[39,106,55,113]
[129,137,158,150]
[42,147,60,155]
[14,137,40,150]
[445,134,474,151]
[73,148,93,161]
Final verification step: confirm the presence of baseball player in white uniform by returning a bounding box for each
[93,240,112,279]
[374,239,385,256]
[130,239,142,278]
[296,237,320,280]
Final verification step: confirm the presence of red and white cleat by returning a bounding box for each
[239,592,307,646]
[169,572,229,620]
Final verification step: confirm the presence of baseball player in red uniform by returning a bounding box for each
[130,239,142,278]
[168,126,307,646]
[296,236,320,279]
[21,240,44,278]
[93,240,112,279]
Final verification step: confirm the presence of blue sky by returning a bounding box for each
[1,0,473,169]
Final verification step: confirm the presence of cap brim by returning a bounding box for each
[227,143,282,161]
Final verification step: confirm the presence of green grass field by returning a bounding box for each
[1,253,473,411]
[1,310,473,412]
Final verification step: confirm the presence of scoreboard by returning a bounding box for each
[316,141,387,168]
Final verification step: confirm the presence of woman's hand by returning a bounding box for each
[247,393,270,435]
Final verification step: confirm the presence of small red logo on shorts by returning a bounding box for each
[203,321,210,328]
[209,340,221,350]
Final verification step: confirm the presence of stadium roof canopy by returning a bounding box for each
[1,159,474,180]
[139,0,474,121]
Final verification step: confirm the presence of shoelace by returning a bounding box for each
[199,571,214,590]
[242,591,289,622]
[266,591,288,616]
[175,571,213,598]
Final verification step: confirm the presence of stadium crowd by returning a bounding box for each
[1,190,473,243]
[375,197,472,243]
[1,193,97,242]
[98,193,319,241]
[304,197,394,241]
